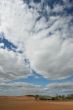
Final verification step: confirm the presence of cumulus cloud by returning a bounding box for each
[0,81,73,96]
[0,0,34,82]
[0,0,38,45]
[26,15,73,79]
[0,82,45,96]
[0,0,73,81]
[48,82,73,90]
[47,81,73,95]
[0,48,30,82]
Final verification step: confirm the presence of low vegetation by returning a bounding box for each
[26,94,73,101]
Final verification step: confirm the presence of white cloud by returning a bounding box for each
[0,0,73,81]
[47,81,73,95]
[25,16,73,79]
[0,0,38,46]
[48,82,73,90]
[0,43,4,48]
[0,0,35,82]
[0,82,45,96]
[0,48,30,81]
[0,81,73,96]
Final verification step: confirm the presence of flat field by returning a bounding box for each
[0,96,73,110]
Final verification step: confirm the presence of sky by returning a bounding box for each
[0,0,73,96]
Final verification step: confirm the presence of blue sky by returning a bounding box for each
[9,70,73,86]
[0,0,73,96]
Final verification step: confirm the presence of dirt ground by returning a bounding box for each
[0,96,73,110]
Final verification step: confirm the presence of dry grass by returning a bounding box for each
[0,96,73,110]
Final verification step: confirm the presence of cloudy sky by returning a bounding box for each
[0,0,73,96]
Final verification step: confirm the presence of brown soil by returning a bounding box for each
[0,96,73,110]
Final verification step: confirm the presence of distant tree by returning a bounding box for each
[35,95,39,101]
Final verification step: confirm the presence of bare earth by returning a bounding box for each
[0,96,73,110]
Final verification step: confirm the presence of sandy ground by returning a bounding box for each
[0,96,73,110]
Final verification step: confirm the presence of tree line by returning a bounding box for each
[26,94,73,101]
